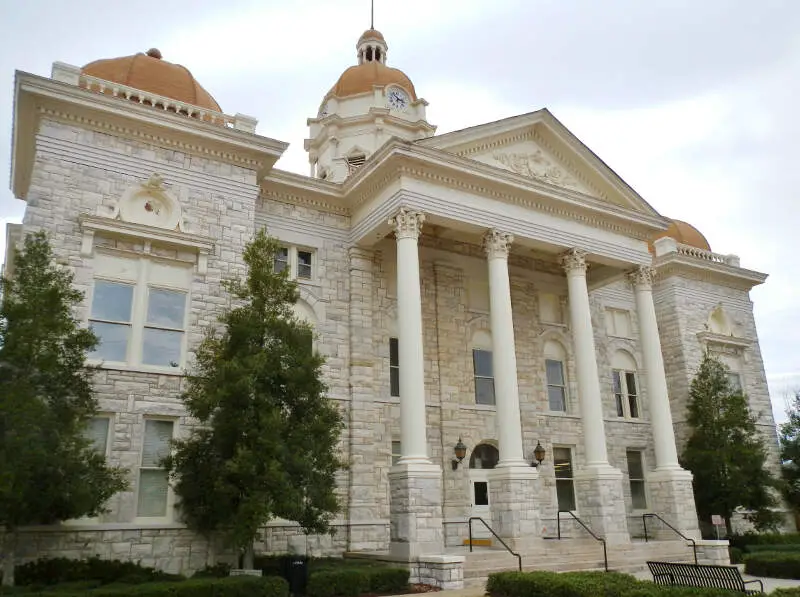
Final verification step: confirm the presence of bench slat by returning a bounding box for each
[647,561,762,594]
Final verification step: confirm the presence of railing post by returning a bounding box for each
[557,512,562,540]
[468,519,473,552]
[643,514,649,543]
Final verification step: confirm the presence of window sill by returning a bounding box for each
[297,278,321,288]
[89,361,185,377]
[545,411,581,419]
[375,396,400,404]
[542,321,567,328]
[607,417,649,424]
[460,404,497,412]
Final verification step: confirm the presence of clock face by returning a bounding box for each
[387,88,409,111]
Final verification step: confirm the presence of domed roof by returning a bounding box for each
[652,219,711,252]
[329,61,417,101]
[81,48,221,112]
[358,28,385,44]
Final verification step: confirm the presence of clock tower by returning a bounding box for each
[305,29,435,182]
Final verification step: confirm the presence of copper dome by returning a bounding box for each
[652,219,712,252]
[81,49,222,112]
[329,61,417,101]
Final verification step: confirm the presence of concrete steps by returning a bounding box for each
[458,539,698,587]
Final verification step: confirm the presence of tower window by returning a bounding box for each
[347,154,366,174]
[366,47,373,61]
[375,48,381,61]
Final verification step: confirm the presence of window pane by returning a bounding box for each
[137,469,169,517]
[90,322,130,361]
[475,377,496,405]
[91,281,133,322]
[297,251,312,279]
[631,480,648,510]
[474,481,489,506]
[142,420,174,467]
[390,367,400,397]
[629,395,639,418]
[147,289,186,328]
[625,372,637,396]
[86,417,110,455]
[553,448,573,479]
[473,349,493,377]
[546,359,564,385]
[274,248,288,273]
[556,480,577,511]
[612,371,621,393]
[389,337,399,366]
[616,394,625,417]
[548,386,566,412]
[626,450,644,479]
[142,328,183,367]
[391,441,401,466]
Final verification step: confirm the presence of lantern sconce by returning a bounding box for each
[530,441,546,468]
[452,437,467,470]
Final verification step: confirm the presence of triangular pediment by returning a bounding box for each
[416,109,660,216]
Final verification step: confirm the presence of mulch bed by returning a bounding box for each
[408,584,442,593]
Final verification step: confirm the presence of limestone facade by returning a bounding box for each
[3,38,788,580]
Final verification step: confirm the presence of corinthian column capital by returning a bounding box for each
[560,248,588,274]
[388,208,425,241]
[628,265,657,289]
[483,229,514,259]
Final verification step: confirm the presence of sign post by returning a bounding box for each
[711,515,724,540]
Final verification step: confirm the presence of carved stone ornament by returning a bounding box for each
[483,229,514,259]
[493,151,581,191]
[100,173,187,232]
[560,248,588,273]
[388,208,425,241]
[628,266,657,289]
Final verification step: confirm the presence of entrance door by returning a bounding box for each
[468,443,499,540]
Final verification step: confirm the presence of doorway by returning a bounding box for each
[468,443,499,539]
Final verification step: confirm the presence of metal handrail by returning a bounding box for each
[642,513,698,566]
[467,517,522,572]
[557,511,608,572]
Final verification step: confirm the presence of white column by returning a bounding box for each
[484,229,528,468]
[629,266,682,471]
[388,208,431,466]
[560,249,610,469]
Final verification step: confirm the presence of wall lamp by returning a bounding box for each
[530,441,546,467]
[452,437,467,470]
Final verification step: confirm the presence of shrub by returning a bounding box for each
[772,590,800,597]
[729,532,800,551]
[306,569,370,597]
[744,552,800,579]
[367,567,409,593]
[729,546,743,564]
[748,543,800,553]
[13,557,183,587]
[192,562,233,578]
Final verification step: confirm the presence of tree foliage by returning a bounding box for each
[0,232,128,584]
[164,230,344,566]
[680,352,780,534]
[779,390,800,513]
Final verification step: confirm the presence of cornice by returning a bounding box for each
[305,111,435,150]
[654,253,767,291]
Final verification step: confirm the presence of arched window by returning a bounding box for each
[544,340,568,412]
[472,330,494,405]
[469,443,499,470]
[611,350,638,418]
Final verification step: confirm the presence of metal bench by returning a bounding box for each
[647,561,764,594]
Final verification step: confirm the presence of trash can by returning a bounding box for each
[283,555,309,596]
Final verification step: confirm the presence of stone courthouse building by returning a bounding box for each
[3,27,785,583]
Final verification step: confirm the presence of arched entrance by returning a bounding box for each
[468,443,499,538]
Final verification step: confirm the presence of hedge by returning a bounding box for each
[306,567,409,597]
[10,557,183,587]
[0,576,289,596]
[772,590,800,597]
[744,552,800,579]
[747,544,800,553]
[729,532,800,551]
[486,570,747,597]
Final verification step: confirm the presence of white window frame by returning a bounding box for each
[612,369,640,419]
[389,337,400,398]
[277,245,317,283]
[136,417,176,523]
[553,445,577,513]
[65,414,114,525]
[626,449,649,512]
[546,358,568,413]
[87,253,191,373]
[472,348,496,406]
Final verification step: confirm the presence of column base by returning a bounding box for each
[573,465,629,544]
[647,467,701,540]
[487,466,541,551]
[389,463,444,558]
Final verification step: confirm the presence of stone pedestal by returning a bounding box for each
[695,540,731,565]
[488,466,541,550]
[389,463,444,558]
[573,466,629,544]
[410,555,465,590]
[648,469,701,540]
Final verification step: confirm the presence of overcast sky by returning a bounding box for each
[1,0,798,422]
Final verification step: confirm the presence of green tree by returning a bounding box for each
[779,390,800,515]
[681,352,780,535]
[164,230,343,569]
[0,232,128,585]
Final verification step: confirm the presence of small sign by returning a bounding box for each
[711,515,724,526]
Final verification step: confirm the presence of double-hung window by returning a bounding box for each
[137,419,174,519]
[612,370,639,418]
[274,245,315,281]
[389,337,400,397]
[89,281,134,362]
[473,349,495,405]
[546,359,567,412]
[626,450,648,510]
[554,447,577,512]
[274,248,289,274]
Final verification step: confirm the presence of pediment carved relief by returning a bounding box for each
[492,151,582,192]
[97,174,190,233]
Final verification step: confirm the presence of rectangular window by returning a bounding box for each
[626,450,647,510]
[613,370,639,418]
[546,359,567,412]
[539,293,563,324]
[142,288,186,368]
[89,281,134,362]
[727,372,742,392]
[606,309,632,338]
[473,349,495,405]
[137,419,174,518]
[391,440,401,466]
[274,247,289,274]
[297,251,313,279]
[554,447,576,512]
[86,416,111,456]
[389,337,400,397]
[473,481,489,506]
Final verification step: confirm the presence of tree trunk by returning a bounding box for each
[1,529,16,587]
[725,516,734,538]
[242,541,255,570]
